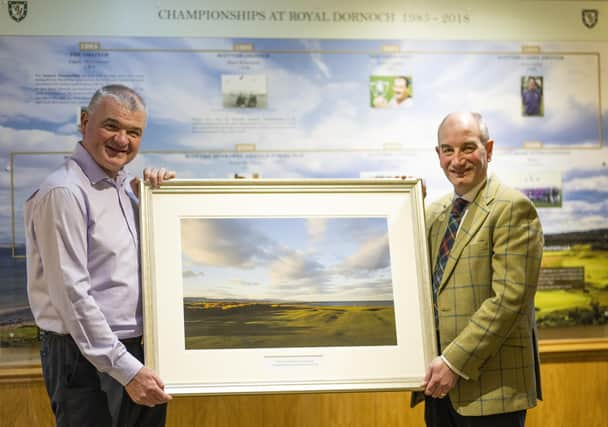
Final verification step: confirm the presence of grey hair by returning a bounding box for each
[86,84,146,115]
[437,112,490,145]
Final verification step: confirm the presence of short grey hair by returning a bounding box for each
[437,112,490,145]
[86,84,146,115]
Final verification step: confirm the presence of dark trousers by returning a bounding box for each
[425,396,526,427]
[40,331,167,427]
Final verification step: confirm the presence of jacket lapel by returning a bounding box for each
[437,177,499,293]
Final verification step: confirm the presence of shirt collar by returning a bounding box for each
[454,177,487,203]
[71,142,128,186]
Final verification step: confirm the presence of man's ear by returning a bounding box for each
[486,139,494,162]
[79,108,88,135]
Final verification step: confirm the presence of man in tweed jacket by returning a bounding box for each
[412,112,544,426]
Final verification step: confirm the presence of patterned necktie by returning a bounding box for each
[432,197,468,351]
[433,197,469,294]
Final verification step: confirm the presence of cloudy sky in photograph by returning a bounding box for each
[180,217,393,302]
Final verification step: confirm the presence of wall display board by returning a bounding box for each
[1,1,607,368]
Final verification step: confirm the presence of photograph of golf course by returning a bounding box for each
[180,217,397,349]
[535,229,608,338]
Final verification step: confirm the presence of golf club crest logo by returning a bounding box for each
[8,1,28,23]
[581,9,598,29]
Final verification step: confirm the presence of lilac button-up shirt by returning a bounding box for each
[25,142,143,385]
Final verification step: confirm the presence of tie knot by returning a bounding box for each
[451,198,468,216]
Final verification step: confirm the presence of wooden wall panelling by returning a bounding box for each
[1,357,607,427]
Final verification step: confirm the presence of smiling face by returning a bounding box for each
[392,77,409,103]
[80,97,146,178]
[436,113,493,195]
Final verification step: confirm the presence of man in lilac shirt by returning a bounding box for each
[25,85,174,426]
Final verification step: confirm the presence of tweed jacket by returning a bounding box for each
[412,175,544,416]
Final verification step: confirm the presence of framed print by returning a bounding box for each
[140,178,435,395]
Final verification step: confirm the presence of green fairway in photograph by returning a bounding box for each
[183,300,397,349]
[535,288,608,328]
[535,289,591,317]
[535,243,608,328]
[542,245,608,290]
